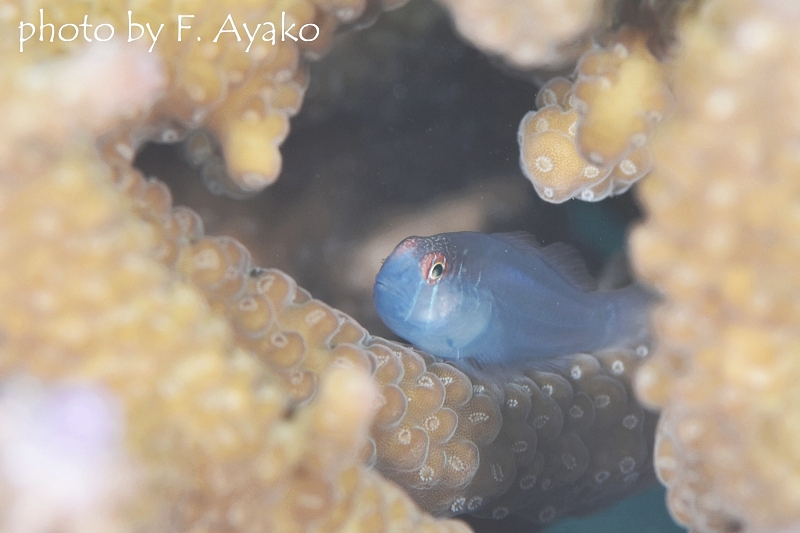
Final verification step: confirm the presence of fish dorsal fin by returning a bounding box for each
[539,242,597,291]
[491,231,543,251]
[491,232,597,291]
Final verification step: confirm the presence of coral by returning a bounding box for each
[435,0,603,68]
[1,20,660,532]
[630,0,800,531]
[432,0,695,70]
[519,27,669,204]
[0,46,469,533]
[0,0,408,197]
[572,28,671,167]
[0,40,165,165]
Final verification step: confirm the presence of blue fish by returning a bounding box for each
[373,231,654,365]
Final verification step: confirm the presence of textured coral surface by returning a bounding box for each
[631,0,800,531]
[518,28,670,203]
[0,44,471,533]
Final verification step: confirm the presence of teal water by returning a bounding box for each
[543,486,685,533]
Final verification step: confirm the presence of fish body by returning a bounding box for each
[373,231,652,365]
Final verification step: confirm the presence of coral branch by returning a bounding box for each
[518,28,669,203]
[631,1,800,531]
[0,44,469,533]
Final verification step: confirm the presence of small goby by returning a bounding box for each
[373,231,654,366]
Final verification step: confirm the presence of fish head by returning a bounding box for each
[374,234,490,358]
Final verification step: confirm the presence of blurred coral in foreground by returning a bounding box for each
[435,0,690,70]
[0,43,470,533]
[631,0,800,531]
[436,0,602,68]
[0,377,135,533]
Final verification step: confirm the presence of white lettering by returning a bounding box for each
[298,23,319,42]
[242,22,262,52]
[177,14,193,42]
[281,11,297,42]
[213,14,241,42]
[128,11,144,42]
[261,22,276,45]
[39,9,54,42]
[79,15,92,42]
[94,23,114,41]
[58,23,79,42]
[145,21,164,52]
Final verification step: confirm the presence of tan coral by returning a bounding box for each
[573,27,671,166]
[0,46,469,533]
[518,102,608,202]
[1,7,661,532]
[436,0,603,68]
[0,0,407,197]
[535,77,574,109]
[519,28,669,203]
[631,0,800,531]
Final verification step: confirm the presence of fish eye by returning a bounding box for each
[430,262,444,280]
[423,252,447,283]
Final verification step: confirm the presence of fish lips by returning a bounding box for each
[373,258,420,328]
[373,279,410,321]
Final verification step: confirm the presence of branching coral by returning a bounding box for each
[432,0,692,71]
[1,0,408,198]
[630,0,800,531]
[8,1,795,532]
[0,18,663,533]
[518,27,670,203]
[0,45,469,533]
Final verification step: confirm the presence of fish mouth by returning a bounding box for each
[373,281,408,312]
[374,280,401,298]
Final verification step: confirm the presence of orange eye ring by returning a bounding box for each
[421,252,447,284]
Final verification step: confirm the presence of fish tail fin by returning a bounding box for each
[605,284,659,352]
